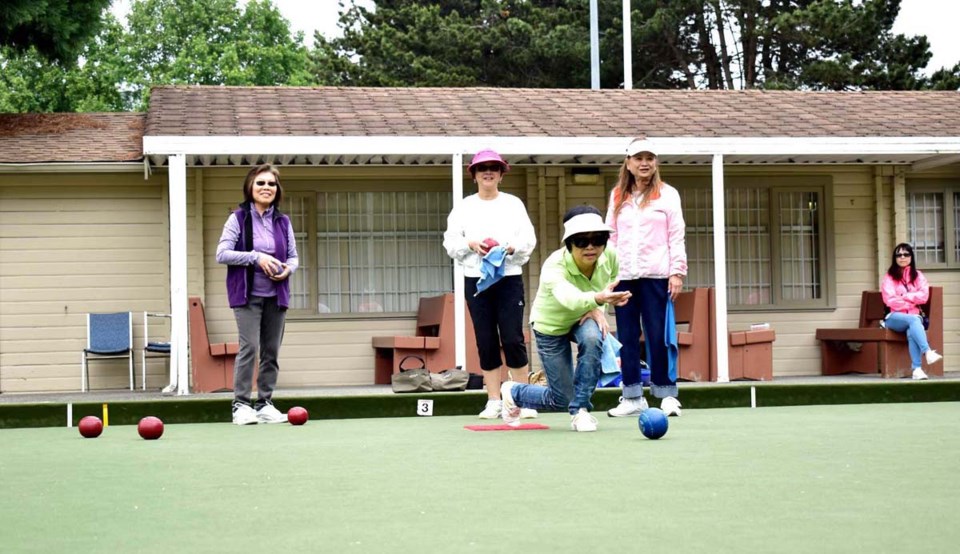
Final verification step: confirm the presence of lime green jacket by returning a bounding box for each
[529,247,620,336]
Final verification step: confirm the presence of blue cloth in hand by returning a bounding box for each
[475,246,507,296]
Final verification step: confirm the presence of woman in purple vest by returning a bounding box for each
[216,164,299,425]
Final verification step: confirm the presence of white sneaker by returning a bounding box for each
[500,382,521,427]
[925,349,942,365]
[478,399,502,419]
[256,402,288,424]
[912,367,929,381]
[232,403,258,425]
[520,408,538,419]
[660,396,682,417]
[607,396,649,417]
[570,409,598,432]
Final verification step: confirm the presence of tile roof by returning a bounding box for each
[0,113,145,163]
[146,86,960,138]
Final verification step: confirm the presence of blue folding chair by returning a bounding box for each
[81,312,134,392]
[141,312,171,391]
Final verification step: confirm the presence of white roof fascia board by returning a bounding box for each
[0,162,143,173]
[911,153,960,172]
[143,135,960,158]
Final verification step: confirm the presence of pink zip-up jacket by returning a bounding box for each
[605,183,687,280]
[881,270,929,314]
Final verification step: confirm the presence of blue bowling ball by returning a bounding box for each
[639,407,669,439]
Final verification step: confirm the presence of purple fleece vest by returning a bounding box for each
[226,204,290,309]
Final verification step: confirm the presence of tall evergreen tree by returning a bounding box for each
[0,0,112,62]
[314,0,959,90]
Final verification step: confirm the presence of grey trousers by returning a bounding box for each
[233,295,286,408]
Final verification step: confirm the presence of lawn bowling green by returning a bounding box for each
[1,402,958,553]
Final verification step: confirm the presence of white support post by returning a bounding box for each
[622,0,632,89]
[451,153,466,369]
[590,0,600,90]
[168,154,190,395]
[712,154,729,383]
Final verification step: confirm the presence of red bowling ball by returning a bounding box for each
[287,406,309,426]
[78,416,103,438]
[137,416,164,440]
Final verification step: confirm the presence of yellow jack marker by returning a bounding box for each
[102,403,109,427]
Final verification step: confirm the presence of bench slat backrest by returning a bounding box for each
[859,287,938,329]
[416,295,449,337]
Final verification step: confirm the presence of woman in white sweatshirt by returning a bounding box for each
[443,149,537,418]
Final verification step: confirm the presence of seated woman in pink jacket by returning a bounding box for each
[880,242,942,380]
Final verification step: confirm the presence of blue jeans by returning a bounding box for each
[883,312,931,369]
[510,320,603,415]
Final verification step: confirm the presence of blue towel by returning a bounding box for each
[475,246,507,296]
[599,333,623,387]
[665,299,679,382]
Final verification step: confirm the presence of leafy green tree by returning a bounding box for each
[122,0,315,109]
[0,15,126,113]
[0,0,112,62]
[1,0,317,112]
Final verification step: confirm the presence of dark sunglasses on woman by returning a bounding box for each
[570,233,609,248]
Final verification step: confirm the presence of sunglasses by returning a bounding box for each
[474,164,502,173]
[895,252,912,258]
[570,233,609,249]
[254,180,278,187]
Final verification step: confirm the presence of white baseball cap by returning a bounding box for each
[562,213,614,241]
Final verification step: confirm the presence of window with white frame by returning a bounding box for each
[907,185,960,268]
[680,179,828,308]
[284,188,453,315]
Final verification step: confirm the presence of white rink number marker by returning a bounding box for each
[417,399,434,416]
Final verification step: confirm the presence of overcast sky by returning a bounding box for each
[111,0,959,76]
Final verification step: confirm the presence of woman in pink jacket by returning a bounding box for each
[881,242,942,380]
[605,138,687,417]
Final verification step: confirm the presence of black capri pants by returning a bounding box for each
[464,275,529,371]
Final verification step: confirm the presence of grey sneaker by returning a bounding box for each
[256,402,288,424]
[500,381,521,427]
[232,403,258,425]
[607,396,649,417]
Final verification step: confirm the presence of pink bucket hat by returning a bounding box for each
[468,149,510,173]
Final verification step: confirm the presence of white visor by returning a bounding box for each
[626,139,657,157]
[562,213,614,242]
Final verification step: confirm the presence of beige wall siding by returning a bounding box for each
[4,162,957,393]
[0,172,171,392]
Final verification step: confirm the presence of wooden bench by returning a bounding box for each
[815,287,943,378]
[372,293,528,385]
[188,296,239,393]
[638,288,712,381]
